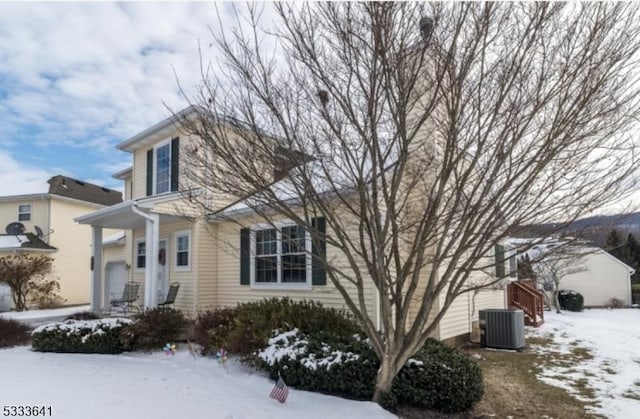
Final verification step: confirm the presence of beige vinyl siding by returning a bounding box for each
[437,266,506,341]
[0,198,50,236]
[49,198,117,305]
[103,239,129,266]
[196,220,218,310]
[132,144,148,200]
[131,220,197,314]
[438,291,471,341]
[405,265,440,339]
[214,214,379,325]
[471,288,506,320]
[124,178,132,201]
[558,250,632,307]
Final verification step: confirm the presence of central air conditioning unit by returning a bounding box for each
[479,309,525,351]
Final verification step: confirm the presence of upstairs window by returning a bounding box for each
[155,142,171,194]
[18,204,31,221]
[146,137,180,196]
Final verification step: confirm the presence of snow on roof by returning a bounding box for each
[506,236,635,272]
[0,235,28,249]
[211,157,379,220]
[102,231,126,246]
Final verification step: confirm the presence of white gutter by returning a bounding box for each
[131,205,159,309]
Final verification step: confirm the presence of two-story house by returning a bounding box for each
[0,175,122,306]
[76,106,509,344]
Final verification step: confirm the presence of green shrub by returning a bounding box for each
[256,330,483,413]
[120,307,186,351]
[0,318,31,348]
[194,298,359,355]
[559,290,584,311]
[256,329,377,399]
[391,339,484,413]
[65,311,101,321]
[31,318,132,354]
[193,308,236,355]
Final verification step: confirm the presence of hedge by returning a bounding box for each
[32,318,133,354]
[256,329,483,413]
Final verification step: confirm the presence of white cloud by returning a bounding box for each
[0,150,54,195]
[0,2,219,147]
[0,2,284,196]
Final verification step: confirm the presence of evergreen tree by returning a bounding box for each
[604,229,640,283]
[605,229,624,259]
[626,233,640,282]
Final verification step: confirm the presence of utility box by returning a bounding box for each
[479,309,525,351]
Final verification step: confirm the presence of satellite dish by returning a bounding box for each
[34,226,44,238]
[5,222,26,235]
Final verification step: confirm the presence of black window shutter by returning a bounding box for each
[240,228,250,285]
[171,137,179,192]
[311,217,327,285]
[495,244,505,278]
[146,149,153,196]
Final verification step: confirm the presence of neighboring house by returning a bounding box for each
[0,175,122,306]
[76,106,506,344]
[511,238,634,307]
[549,247,634,307]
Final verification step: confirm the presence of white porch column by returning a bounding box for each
[90,226,103,313]
[143,213,160,309]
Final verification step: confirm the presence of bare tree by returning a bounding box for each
[0,254,56,311]
[176,2,640,402]
[523,242,589,313]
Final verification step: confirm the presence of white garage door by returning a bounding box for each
[104,262,128,307]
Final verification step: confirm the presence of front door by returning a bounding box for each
[157,239,168,301]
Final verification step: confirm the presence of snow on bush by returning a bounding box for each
[258,329,361,370]
[255,329,483,413]
[32,318,133,354]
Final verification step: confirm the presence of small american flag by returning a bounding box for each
[269,375,289,403]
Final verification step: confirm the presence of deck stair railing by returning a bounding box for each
[507,279,544,327]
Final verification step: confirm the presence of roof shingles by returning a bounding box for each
[47,175,122,207]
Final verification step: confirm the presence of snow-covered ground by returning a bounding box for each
[0,345,394,419]
[1,305,90,326]
[528,309,640,418]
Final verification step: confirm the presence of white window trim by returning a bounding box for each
[135,238,146,272]
[249,221,312,290]
[174,230,191,272]
[17,204,31,222]
[152,138,173,196]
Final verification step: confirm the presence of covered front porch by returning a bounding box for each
[75,196,191,313]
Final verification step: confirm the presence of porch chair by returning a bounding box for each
[109,282,140,315]
[158,282,180,308]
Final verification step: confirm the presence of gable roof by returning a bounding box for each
[116,105,199,152]
[48,175,122,207]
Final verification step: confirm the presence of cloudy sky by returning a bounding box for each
[0,1,248,195]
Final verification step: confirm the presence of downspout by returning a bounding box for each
[629,268,635,306]
[131,204,159,309]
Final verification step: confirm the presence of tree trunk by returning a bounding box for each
[553,290,561,314]
[372,355,396,404]
[12,288,27,311]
